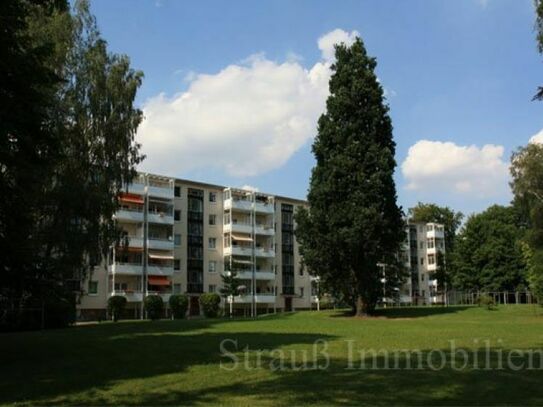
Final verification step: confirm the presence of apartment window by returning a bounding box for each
[208,284,216,293]
[174,210,181,221]
[300,287,304,297]
[419,241,424,249]
[209,214,217,226]
[428,254,436,265]
[173,283,182,294]
[420,257,424,265]
[114,282,127,291]
[209,237,217,249]
[209,192,217,202]
[88,281,98,295]
[174,186,181,197]
[209,260,217,273]
[174,259,180,271]
[174,234,181,246]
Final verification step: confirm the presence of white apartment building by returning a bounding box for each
[400,221,446,305]
[78,173,314,320]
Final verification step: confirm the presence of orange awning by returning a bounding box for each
[116,246,143,253]
[231,234,253,242]
[119,192,144,205]
[148,276,170,286]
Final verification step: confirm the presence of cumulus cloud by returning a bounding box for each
[401,140,509,197]
[317,28,359,61]
[530,129,543,144]
[240,185,259,192]
[137,29,359,178]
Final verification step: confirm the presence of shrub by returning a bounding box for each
[169,294,189,319]
[478,294,496,310]
[107,295,127,322]
[200,293,221,318]
[144,295,164,320]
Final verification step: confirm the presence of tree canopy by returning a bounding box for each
[295,38,405,316]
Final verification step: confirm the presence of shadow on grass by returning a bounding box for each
[0,313,334,405]
[93,349,543,406]
[373,306,474,319]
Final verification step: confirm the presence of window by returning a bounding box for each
[208,260,217,273]
[209,214,216,226]
[208,284,216,293]
[173,283,182,294]
[114,282,127,291]
[174,234,181,246]
[88,281,98,295]
[209,192,217,202]
[419,241,424,249]
[174,210,181,221]
[174,259,180,271]
[300,287,304,297]
[420,257,424,265]
[428,254,436,265]
[209,237,217,249]
[174,186,181,197]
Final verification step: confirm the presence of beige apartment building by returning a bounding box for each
[400,221,447,305]
[78,173,315,320]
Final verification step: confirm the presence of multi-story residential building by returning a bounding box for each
[78,173,313,319]
[400,221,446,305]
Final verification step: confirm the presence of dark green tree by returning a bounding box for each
[295,38,405,316]
[452,205,527,292]
[510,143,543,301]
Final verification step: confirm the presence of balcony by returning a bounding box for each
[148,212,174,225]
[147,265,174,276]
[124,182,146,195]
[115,208,144,223]
[234,294,276,304]
[255,248,275,258]
[255,224,274,236]
[148,238,174,250]
[121,236,144,249]
[224,198,253,212]
[110,290,143,302]
[224,222,253,235]
[108,263,142,275]
[225,270,276,280]
[427,229,444,239]
[311,295,319,303]
[148,185,174,200]
[427,263,437,272]
[224,246,252,257]
[254,202,274,214]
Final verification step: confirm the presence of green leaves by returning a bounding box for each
[295,37,405,316]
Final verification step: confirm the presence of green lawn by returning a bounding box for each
[1,305,543,406]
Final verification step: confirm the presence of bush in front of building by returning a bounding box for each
[478,294,496,310]
[169,294,189,319]
[200,293,221,318]
[144,295,164,320]
[107,295,127,322]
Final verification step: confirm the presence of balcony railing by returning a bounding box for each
[234,294,276,303]
[109,290,143,302]
[115,208,144,223]
[108,263,142,275]
[148,237,174,250]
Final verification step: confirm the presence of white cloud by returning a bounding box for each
[317,29,359,61]
[137,29,359,178]
[401,140,509,198]
[530,129,543,144]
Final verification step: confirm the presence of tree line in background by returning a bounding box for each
[0,0,143,330]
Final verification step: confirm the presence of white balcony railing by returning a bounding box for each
[427,229,444,239]
[120,236,144,248]
[108,263,142,275]
[147,185,174,200]
[225,270,276,280]
[147,265,174,276]
[124,182,146,195]
[255,248,275,258]
[254,202,274,214]
[148,238,174,250]
[224,246,252,257]
[147,212,174,225]
[115,208,144,223]
[234,294,276,304]
[224,198,253,212]
[224,222,253,235]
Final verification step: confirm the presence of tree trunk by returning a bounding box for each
[355,296,368,317]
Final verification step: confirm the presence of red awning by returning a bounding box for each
[119,192,144,205]
[148,276,170,286]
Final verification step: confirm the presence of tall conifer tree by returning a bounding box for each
[296,38,405,316]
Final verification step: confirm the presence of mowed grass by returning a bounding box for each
[1,306,543,406]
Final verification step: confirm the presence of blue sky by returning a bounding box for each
[90,0,542,216]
